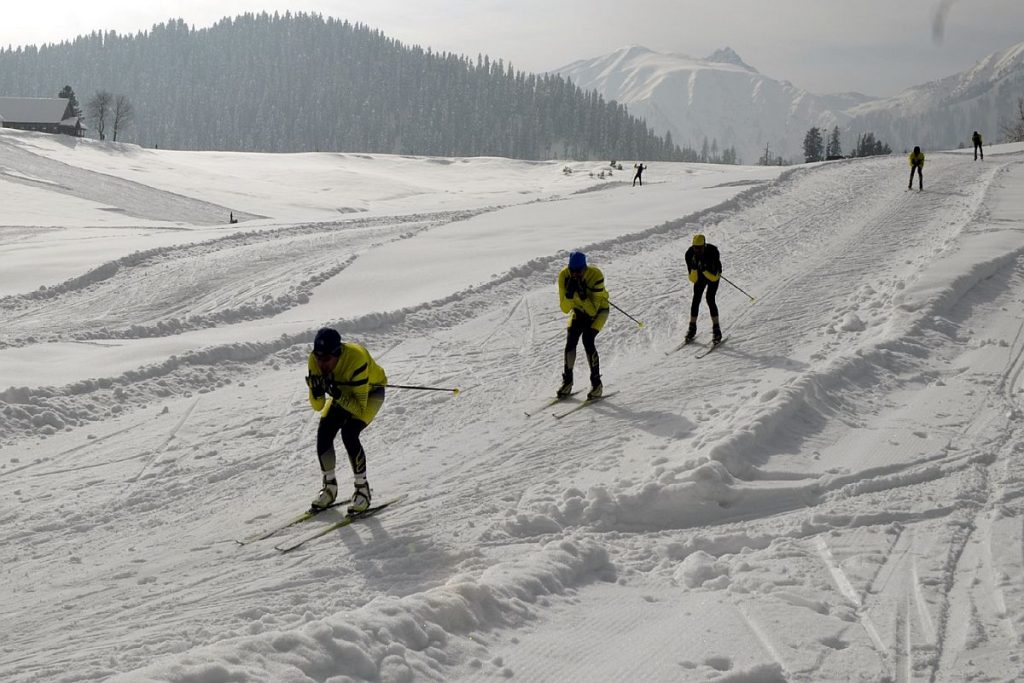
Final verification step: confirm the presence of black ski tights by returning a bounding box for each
[564,314,601,385]
[316,390,383,477]
[690,280,719,319]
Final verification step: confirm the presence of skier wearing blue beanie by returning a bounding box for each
[556,251,609,399]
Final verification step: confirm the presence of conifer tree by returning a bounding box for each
[826,126,842,159]
[58,85,82,117]
[803,127,823,162]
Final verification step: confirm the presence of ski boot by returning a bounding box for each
[556,370,573,398]
[684,322,697,343]
[711,317,722,344]
[587,381,603,400]
[311,477,338,510]
[349,480,371,514]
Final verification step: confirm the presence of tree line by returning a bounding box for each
[1,12,692,161]
[803,96,1024,164]
[803,126,892,163]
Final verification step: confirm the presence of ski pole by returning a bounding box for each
[320,384,460,415]
[375,383,461,396]
[721,275,756,303]
[610,301,644,328]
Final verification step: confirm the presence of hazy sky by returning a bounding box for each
[2,0,1022,97]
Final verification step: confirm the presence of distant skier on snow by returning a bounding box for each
[305,328,387,514]
[972,131,984,161]
[908,146,925,191]
[684,234,723,344]
[633,162,646,186]
[557,251,609,400]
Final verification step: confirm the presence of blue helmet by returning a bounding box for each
[568,251,587,272]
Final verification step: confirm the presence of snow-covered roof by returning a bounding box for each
[0,96,71,124]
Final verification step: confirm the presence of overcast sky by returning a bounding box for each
[2,0,1022,97]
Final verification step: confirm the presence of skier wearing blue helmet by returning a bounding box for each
[556,251,609,399]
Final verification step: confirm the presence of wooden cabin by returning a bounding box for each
[0,97,86,136]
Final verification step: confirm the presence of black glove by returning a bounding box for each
[565,278,578,299]
[306,373,327,399]
[576,281,588,299]
[327,381,343,400]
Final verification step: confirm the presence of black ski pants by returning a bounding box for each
[909,165,923,189]
[564,314,601,386]
[690,279,719,318]
[974,142,983,160]
[316,387,385,478]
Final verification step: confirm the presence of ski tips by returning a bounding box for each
[452,388,461,396]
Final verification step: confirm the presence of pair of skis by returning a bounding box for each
[665,335,728,358]
[524,390,615,419]
[237,496,403,553]
[529,336,729,418]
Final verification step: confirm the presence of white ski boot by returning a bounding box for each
[349,480,371,514]
[311,478,338,510]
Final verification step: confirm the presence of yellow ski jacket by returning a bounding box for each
[908,150,925,167]
[307,342,387,424]
[558,265,610,331]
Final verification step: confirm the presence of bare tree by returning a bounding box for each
[1002,97,1024,143]
[112,95,135,142]
[87,91,113,140]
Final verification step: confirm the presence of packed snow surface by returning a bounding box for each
[2,128,1024,682]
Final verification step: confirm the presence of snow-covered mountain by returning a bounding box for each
[847,42,1024,154]
[555,42,1024,162]
[554,45,872,164]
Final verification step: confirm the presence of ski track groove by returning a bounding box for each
[122,396,199,494]
[814,536,891,664]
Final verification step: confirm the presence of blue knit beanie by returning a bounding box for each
[568,251,587,271]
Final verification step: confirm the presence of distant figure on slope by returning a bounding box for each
[908,146,925,191]
[305,328,387,514]
[972,131,984,161]
[633,162,646,186]
[557,251,609,400]
[684,234,723,344]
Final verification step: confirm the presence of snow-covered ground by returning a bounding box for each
[2,128,1023,682]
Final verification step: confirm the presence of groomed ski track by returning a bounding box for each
[2,137,1024,681]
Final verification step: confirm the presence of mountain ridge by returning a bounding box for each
[554,41,1024,162]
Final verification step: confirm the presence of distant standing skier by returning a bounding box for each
[557,251,609,400]
[305,327,387,513]
[908,146,925,191]
[633,163,646,187]
[684,234,723,344]
[972,131,984,161]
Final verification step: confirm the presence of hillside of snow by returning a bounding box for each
[2,128,1024,682]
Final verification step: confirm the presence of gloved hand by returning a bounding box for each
[327,380,343,400]
[306,373,327,399]
[703,271,720,282]
[564,278,578,299]
[688,270,698,283]
[575,281,589,299]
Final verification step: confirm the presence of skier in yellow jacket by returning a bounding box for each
[557,251,609,399]
[305,327,387,513]
[908,146,925,191]
[972,131,983,161]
